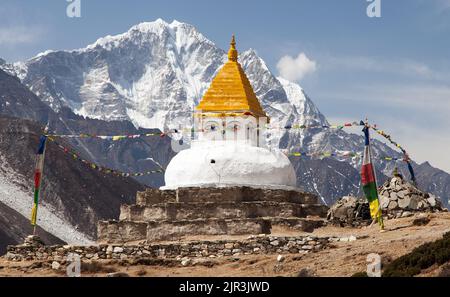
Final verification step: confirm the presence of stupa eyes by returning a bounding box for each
[205,124,217,131]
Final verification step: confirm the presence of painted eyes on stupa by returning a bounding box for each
[205,124,217,131]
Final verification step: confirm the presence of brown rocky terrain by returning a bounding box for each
[1,212,448,277]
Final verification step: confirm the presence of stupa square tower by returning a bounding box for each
[163,36,297,189]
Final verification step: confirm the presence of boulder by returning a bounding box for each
[388,200,398,210]
[401,211,413,218]
[51,261,61,270]
[390,192,398,200]
[398,197,410,209]
[380,196,390,208]
[427,196,437,207]
[408,196,420,210]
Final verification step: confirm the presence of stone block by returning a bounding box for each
[136,188,176,206]
[146,219,271,242]
[388,200,398,210]
[176,187,243,203]
[97,221,148,243]
[398,197,410,209]
[427,196,437,207]
[269,218,325,232]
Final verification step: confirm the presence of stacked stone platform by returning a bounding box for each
[98,187,328,243]
[6,234,337,262]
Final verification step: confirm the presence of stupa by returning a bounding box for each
[163,36,297,189]
[97,36,328,244]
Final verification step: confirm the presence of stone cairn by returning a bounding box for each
[328,174,447,226]
[327,196,371,227]
[379,174,446,219]
[97,186,329,244]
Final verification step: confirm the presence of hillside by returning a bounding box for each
[0,116,145,246]
[0,202,64,255]
[0,67,175,251]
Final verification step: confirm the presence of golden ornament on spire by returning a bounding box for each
[196,35,268,119]
[228,34,238,62]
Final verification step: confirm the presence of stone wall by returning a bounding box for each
[5,235,335,262]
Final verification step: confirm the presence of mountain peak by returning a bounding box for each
[130,18,169,32]
[241,48,259,59]
[83,18,212,52]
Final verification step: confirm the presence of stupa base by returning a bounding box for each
[97,186,328,244]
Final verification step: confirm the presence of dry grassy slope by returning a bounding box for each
[0,212,449,277]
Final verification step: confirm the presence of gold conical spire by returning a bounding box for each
[196,35,268,119]
[228,35,238,62]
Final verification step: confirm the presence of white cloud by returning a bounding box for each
[0,26,44,46]
[276,52,317,82]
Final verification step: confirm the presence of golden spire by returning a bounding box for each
[228,34,238,62]
[196,34,268,119]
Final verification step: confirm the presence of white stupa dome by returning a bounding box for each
[162,35,298,190]
[163,141,297,190]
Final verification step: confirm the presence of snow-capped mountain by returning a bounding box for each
[2,19,448,207]
[12,19,326,139]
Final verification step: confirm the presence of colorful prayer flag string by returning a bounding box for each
[44,131,167,141]
[287,150,407,163]
[287,151,362,159]
[271,121,364,131]
[369,125,407,154]
[42,121,365,140]
[369,123,416,184]
[47,137,164,177]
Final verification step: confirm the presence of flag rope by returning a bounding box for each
[42,121,365,139]
[46,137,164,177]
[369,124,416,184]
[287,150,408,162]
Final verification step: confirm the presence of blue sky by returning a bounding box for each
[1,0,449,171]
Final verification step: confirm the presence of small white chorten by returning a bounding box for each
[163,36,297,189]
